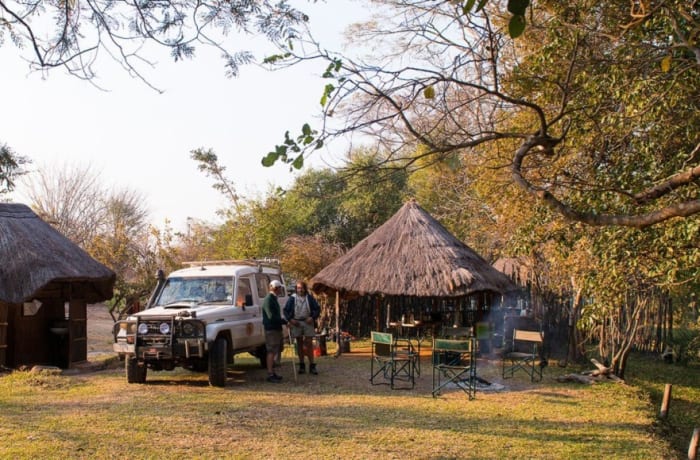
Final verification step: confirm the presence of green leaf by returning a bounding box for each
[423,85,436,99]
[292,155,304,170]
[302,123,312,136]
[315,139,324,150]
[262,151,279,167]
[475,0,488,12]
[323,59,342,78]
[509,14,526,38]
[463,0,477,13]
[507,0,529,16]
[320,84,335,106]
[276,144,289,159]
[262,53,291,64]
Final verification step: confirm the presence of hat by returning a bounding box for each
[269,280,283,289]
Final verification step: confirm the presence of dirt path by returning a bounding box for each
[87,304,115,355]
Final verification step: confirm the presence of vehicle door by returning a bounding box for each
[234,276,260,349]
[255,272,289,336]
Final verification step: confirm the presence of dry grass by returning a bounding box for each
[0,339,678,459]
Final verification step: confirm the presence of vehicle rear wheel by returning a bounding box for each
[208,336,227,387]
[126,355,147,383]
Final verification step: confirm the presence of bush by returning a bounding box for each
[668,328,700,365]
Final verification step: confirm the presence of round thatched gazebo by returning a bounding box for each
[311,200,516,338]
[0,203,116,368]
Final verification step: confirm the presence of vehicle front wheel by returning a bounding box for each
[126,355,147,383]
[208,336,227,387]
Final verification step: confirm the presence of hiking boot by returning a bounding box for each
[298,363,306,374]
[266,374,282,383]
[309,364,318,375]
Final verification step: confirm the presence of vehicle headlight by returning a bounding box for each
[127,322,137,334]
[138,323,149,335]
[159,322,171,334]
[182,322,194,335]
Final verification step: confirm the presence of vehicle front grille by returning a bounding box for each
[137,319,172,347]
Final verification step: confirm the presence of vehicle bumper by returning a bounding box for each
[114,339,206,360]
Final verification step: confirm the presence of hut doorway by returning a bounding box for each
[1,298,89,369]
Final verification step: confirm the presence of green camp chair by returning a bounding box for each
[370,331,415,390]
[432,337,477,399]
[502,329,544,382]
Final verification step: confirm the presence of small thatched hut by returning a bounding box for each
[0,203,115,368]
[311,200,516,338]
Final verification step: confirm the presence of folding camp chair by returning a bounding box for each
[432,337,477,399]
[395,334,421,376]
[440,326,473,339]
[370,331,415,390]
[502,329,544,382]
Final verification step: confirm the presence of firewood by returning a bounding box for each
[590,358,610,372]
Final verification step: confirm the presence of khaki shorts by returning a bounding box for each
[265,330,283,355]
[290,320,315,338]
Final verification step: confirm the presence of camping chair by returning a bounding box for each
[370,331,415,390]
[395,331,422,376]
[432,337,477,399]
[502,329,544,382]
[440,326,473,339]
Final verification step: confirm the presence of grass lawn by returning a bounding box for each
[0,340,696,459]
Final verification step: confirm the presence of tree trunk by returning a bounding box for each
[567,282,585,363]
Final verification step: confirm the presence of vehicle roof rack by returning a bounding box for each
[182,259,281,269]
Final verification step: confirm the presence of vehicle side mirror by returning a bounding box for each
[245,294,253,306]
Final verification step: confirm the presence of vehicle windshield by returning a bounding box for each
[154,277,234,307]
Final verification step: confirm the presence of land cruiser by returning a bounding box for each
[113,260,287,386]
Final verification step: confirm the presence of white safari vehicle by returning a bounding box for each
[113,260,287,387]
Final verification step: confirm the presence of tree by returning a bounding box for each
[335,148,408,246]
[280,235,344,282]
[190,148,243,215]
[0,142,28,196]
[0,0,308,87]
[24,162,107,247]
[193,146,408,258]
[22,162,171,318]
[266,0,700,228]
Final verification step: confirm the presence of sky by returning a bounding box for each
[1,1,368,232]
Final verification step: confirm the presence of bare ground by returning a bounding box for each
[87,303,116,355]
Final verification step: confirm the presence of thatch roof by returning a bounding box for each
[493,257,533,287]
[0,203,115,304]
[310,200,516,298]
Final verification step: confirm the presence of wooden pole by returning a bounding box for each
[375,296,381,332]
[659,383,672,418]
[689,427,699,460]
[335,291,341,356]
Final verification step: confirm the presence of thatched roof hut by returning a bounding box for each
[311,200,515,298]
[0,203,116,368]
[0,203,115,304]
